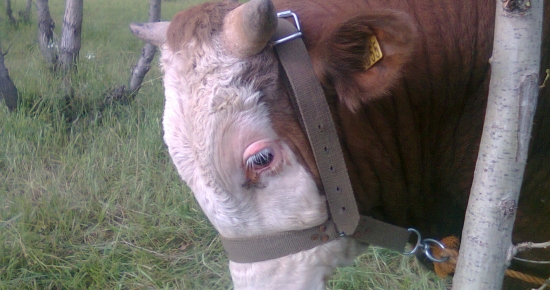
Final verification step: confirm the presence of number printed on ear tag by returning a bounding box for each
[365,35,383,69]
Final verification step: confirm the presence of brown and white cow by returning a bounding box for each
[131,0,550,288]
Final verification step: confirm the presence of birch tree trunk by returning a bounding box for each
[59,0,83,96]
[0,41,18,110]
[128,0,161,97]
[59,0,83,72]
[36,0,58,66]
[452,0,544,289]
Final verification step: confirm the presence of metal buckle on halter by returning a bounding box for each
[403,228,449,263]
[274,11,302,45]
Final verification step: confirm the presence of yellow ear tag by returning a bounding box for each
[365,35,383,69]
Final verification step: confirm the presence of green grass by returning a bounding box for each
[1,0,450,289]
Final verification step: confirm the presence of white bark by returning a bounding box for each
[452,1,544,289]
[59,0,83,74]
[59,0,83,96]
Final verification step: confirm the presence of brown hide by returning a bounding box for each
[272,0,550,287]
[168,2,238,52]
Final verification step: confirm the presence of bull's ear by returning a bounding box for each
[315,10,417,112]
[130,22,170,47]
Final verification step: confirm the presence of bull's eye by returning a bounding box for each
[247,148,274,169]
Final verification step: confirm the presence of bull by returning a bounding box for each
[131,0,550,289]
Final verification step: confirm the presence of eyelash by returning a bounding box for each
[246,148,274,170]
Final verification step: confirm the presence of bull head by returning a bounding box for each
[131,0,416,288]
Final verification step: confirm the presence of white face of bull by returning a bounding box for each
[131,0,415,288]
[158,0,329,241]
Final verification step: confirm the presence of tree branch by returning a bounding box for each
[508,240,550,263]
[541,69,549,88]
[515,241,550,252]
[4,0,17,25]
[127,0,161,97]
[532,277,549,290]
[0,40,19,110]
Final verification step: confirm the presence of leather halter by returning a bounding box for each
[219,14,411,264]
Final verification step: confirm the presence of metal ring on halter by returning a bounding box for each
[403,228,422,255]
[422,238,450,263]
[274,11,303,45]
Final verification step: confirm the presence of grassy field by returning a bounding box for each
[1,0,451,289]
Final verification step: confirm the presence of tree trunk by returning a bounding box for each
[128,0,161,97]
[19,0,33,23]
[0,41,18,110]
[59,0,83,96]
[4,0,16,24]
[36,0,58,66]
[452,1,544,289]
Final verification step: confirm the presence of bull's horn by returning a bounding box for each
[222,0,277,58]
[130,22,170,47]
